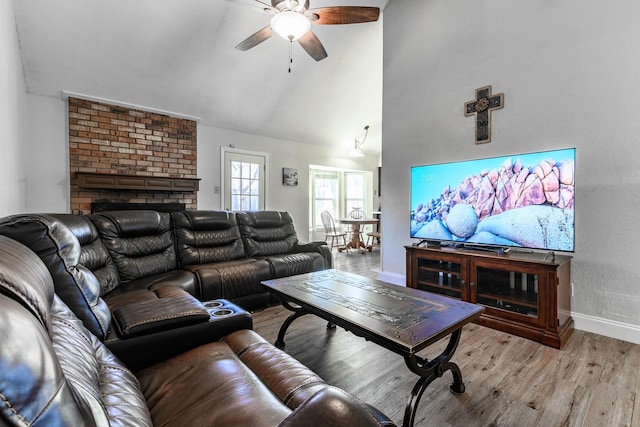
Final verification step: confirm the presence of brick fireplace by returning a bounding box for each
[68,97,199,215]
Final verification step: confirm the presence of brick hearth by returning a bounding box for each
[68,97,198,214]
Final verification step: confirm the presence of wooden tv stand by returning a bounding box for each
[405,245,573,348]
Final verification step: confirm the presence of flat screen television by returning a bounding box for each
[410,148,575,252]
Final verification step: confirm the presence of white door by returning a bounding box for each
[222,148,267,211]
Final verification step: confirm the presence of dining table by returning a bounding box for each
[336,217,379,253]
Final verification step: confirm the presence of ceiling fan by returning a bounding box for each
[229,0,380,62]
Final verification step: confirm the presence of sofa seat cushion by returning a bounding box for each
[182,258,273,302]
[263,252,326,278]
[138,331,293,426]
[102,269,199,309]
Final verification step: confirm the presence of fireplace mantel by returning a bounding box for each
[76,172,200,192]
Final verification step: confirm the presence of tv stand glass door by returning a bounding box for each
[414,251,467,300]
[474,266,539,320]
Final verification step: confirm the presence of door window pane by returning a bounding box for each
[231,160,261,211]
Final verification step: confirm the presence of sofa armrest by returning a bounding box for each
[292,241,332,269]
[112,294,210,338]
[279,385,396,427]
[106,299,252,371]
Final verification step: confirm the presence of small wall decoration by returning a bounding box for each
[282,168,298,186]
[464,85,504,144]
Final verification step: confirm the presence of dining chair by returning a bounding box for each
[320,210,347,251]
[366,231,381,249]
[347,209,366,242]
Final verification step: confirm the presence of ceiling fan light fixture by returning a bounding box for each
[350,140,365,157]
[271,11,311,41]
[349,125,369,157]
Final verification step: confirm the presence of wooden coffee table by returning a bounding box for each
[262,269,484,427]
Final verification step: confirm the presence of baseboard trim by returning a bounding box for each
[377,271,405,286]
[376,272,640,345]
[571,312,640,345]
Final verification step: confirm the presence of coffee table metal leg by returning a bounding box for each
[402,329,464,427]
[275,299,309,348]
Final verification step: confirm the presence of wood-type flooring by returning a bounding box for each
[252,247,640,427]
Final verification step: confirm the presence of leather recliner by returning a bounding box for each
[0,210,333,369]
[0,234,396,426]
[0,213,253,370]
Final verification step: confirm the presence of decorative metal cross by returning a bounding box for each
[464,85,504,144]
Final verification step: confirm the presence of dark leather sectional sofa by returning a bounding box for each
[0,210,396,426]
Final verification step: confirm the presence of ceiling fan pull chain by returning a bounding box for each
[288,40,293,73]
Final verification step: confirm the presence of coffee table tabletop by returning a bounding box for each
[262,269,482,355]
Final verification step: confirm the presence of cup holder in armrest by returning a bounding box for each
[204,301,223,309]
[204,300,234,316]
[202,299,250,322]
[196,298,253,333]
[211,308,234,317]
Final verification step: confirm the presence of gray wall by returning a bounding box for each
[0,0,28,216]
[380,0,640,343]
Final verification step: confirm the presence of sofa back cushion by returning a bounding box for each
[172,210,246,266]
[0,235,152,426]
[0,214,112,340]
[50,213,121,295]
[237,211,298,257]
[91,210,178,283]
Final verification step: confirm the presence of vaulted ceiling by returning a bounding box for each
[13,0,388,156]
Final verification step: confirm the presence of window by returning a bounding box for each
[313,170,339,227]
[310,167,372,231]
[345,172,365,211]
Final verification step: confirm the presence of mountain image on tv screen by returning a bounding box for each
[410,148,575,252]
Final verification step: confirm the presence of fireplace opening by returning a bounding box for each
[91,201,186,214]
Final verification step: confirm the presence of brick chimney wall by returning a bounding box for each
[68,97,197,214]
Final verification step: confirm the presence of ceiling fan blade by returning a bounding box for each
[298,30,327,61]
[308,6,380,25]
[225,0,278,15]
[235,26,275,51]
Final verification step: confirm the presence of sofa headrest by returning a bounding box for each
[91,210,171,237]
[48,213,99,245]
[49,213,121,295]
[172,210,246,265]
[90,210,178,282]
[237,211,298,257]
[0,214,112,340]
[0,235,54,329]
[174,210,236,230]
